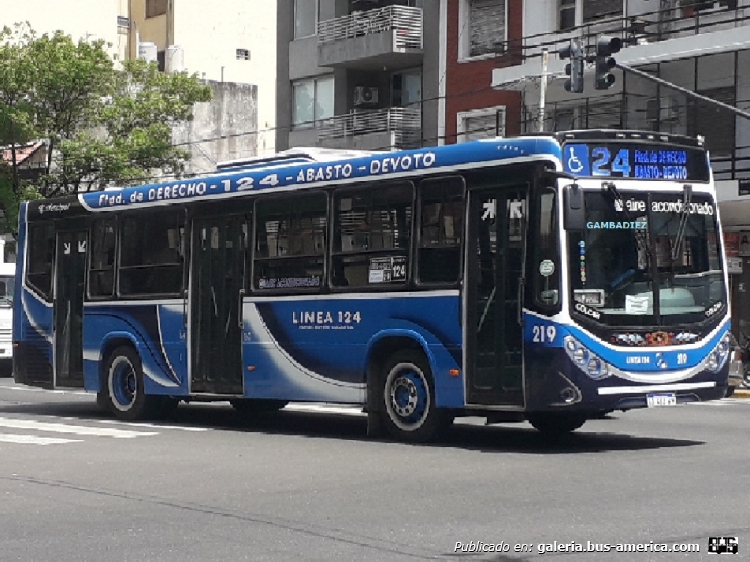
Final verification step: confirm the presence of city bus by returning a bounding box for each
[12,130,731,442]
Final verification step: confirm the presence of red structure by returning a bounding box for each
[445,0,524,144]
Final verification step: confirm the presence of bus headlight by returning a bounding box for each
[707,332,731,373]
[564,336,611,380]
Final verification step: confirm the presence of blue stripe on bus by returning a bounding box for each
[78,138,562,212]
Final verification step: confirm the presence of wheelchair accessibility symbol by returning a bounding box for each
[564,144,590,176]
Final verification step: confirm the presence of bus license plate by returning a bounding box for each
[646,393,677,407]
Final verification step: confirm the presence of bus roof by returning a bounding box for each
[24,130,708,220]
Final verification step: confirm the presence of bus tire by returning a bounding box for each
[96,391,111,413]
[380,350,447,443]
[527,413,587,436]
[105,346,160,421]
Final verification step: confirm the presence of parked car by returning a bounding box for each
[727,333,743,397]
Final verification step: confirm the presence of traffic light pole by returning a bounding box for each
[539,49,549,132]
[614,62,750,121]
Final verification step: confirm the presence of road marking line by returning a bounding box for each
[284,404,364,416]
[94,419,211,432]
[0,417,158,438]
[2,385,89,396]
[0,433,83,445]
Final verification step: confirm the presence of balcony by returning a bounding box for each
[316,107,421,151]
[317,6,423,70]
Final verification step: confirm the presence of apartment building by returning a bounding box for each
[489,0,750,328]
[0,0,127,61]
[276,0,442,152]
[132,0,277,157]
[445,0,523,143]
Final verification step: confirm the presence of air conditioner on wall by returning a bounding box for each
[354,86,379,106]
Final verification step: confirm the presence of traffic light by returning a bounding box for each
[595,35,622,90]
[559,39,584,94]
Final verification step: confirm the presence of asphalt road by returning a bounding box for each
[1,379,748,562]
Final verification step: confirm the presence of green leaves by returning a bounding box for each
[0,23,213,232]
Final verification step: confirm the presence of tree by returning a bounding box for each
[55,59,213,193]
[0,23,212,234]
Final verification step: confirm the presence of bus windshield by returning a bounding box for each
[568,190,725,327]
[0,275,14,305]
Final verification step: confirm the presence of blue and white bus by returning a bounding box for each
[13,130,731,441]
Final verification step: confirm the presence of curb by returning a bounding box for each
[731,388,750,398]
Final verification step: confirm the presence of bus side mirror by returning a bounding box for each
[563,183,586,230]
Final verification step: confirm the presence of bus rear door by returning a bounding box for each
[464,187,527,407]
[189,215,245,394]
[54,229,87,387]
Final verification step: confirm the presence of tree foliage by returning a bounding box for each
[0,22,212,234]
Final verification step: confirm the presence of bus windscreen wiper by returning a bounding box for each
[670,184,693,264]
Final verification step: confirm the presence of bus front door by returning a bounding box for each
[190,216,245,395]
[54,230,86,387]
[464,188,526,407]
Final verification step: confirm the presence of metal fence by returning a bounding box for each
[317,107,421,148]
[317,5,423,50]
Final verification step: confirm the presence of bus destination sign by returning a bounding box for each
[562,142,709,182]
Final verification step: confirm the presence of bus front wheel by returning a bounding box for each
[527,413,587,436]
[380,350,448,443]
[104,346,160,421]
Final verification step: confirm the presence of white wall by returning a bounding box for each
[0,0,121,59]
[173,1,277,157]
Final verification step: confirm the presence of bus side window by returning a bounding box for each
[252,193,326,292]
[89,219,116,298]
[27,223,55,301]
[119,211,184,297]
[332,182,413,289]
[531,188,560,310]
[416,176,464,285]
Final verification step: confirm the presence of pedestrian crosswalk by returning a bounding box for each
[0,395,747,446]
[0,415,211,446]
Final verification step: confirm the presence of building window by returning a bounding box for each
[294,0,319,39]
[456,106,506,142]
[391,69,422,109]
[146,0,167,18]
[253,194,327,292]
[236,48,250,61]
[559,0,576,30]
[461,0,507,59]
[292,76,334,128]
[688,86,735,157]
[559,0,623,30]
[583,0,622,23]
[584,100,622,129]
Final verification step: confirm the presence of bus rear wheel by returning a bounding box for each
[527,413,587,436]
[104,346,160,421]
[381,350,447,443]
